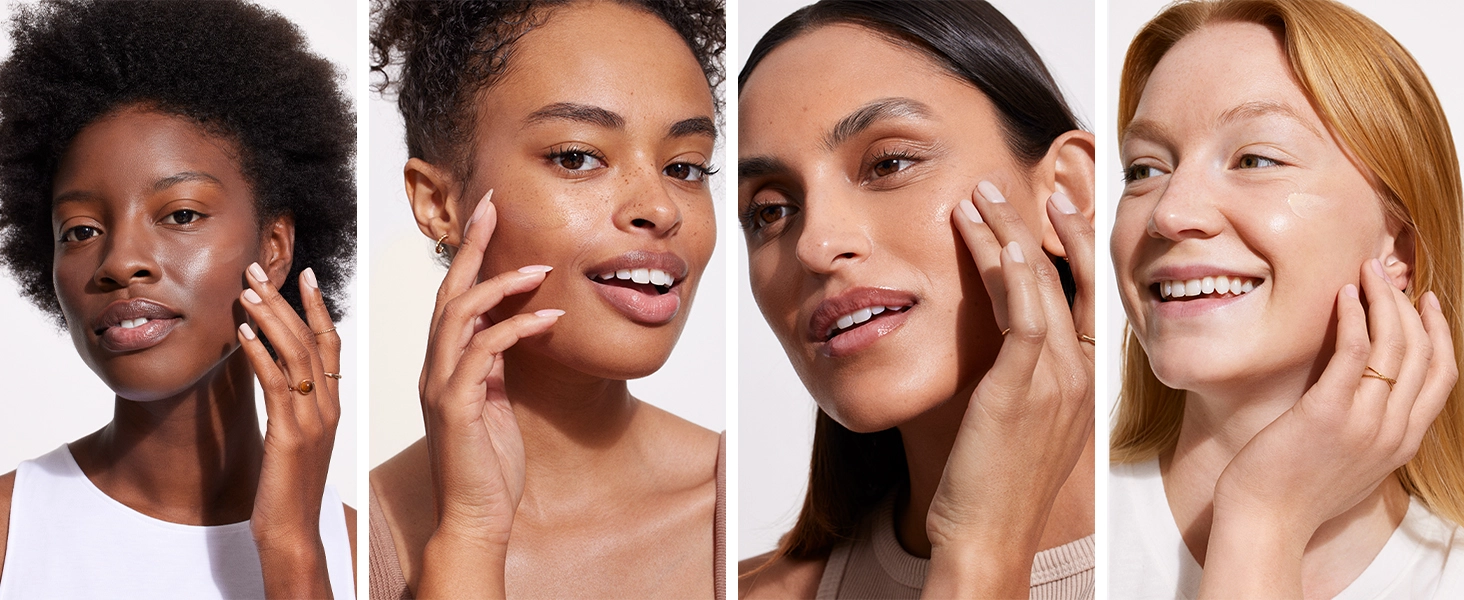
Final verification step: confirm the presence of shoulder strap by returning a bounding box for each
[715,431,726,600]
[368,483,411,600]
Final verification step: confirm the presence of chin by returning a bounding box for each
[806,369,963,433]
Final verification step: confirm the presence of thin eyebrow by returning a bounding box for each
[738,156,790,182]
[824,97,933,150]
[523,102,626,130]
[1214,100,1324,140]
[668,116,717,140]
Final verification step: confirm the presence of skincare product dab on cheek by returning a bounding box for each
[1286,192,1327,219]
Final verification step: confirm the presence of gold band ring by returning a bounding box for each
[288,379,315,395]
[434,233,449,255]
[313,327,336,336]
[1078,334,1096,345]
[1363,366,1396,390]
[1000,328,1010,336]
[323,372,342,380]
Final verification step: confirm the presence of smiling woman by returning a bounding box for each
[1109,0,1464,597]
[365,1,726,598]
[0,0,356,598]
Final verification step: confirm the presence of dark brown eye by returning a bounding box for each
[550,150,603,172]
[61,225,100,243]
[759,204,797,225]
[872,158,912,178]
[163,209,202,225]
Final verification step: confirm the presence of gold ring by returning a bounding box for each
[1078,334,1096,345]
[434,233,449,255]
[288,379,315,395]
[324,372,342,380]
[313,327,336,336]
[1363,366,1396,390]
[1001,328,1010,336]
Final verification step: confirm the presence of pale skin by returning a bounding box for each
[0,107,355,596]
[1113,23,1457,598]
[736,25,1094,598]
[368,2,720,598]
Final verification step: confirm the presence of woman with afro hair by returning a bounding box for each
[367,0,726,598]
[0,1,356,598]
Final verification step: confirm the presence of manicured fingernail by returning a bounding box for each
[1006,241,1025,263]
[535,309,565,318]
[519,265,553,274]
[957,199,982,223]
[302,267,318,290]
[466,189,494,228]
[239,323,256,340]
[248,262,268,283]
[243,289,262,304]
[1427,291,1441,310]
[1050,191,1078,215]
[977,181,1007,203]
[1343,284,1359,299]
[1371,258,1386,278]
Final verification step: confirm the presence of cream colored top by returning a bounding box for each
[816,495,1095,599]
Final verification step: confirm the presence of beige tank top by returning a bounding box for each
[369,432,727,599]
[816,495,1094,599]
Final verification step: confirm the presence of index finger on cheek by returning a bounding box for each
[952,192,1008,328]
[246,261,315,347]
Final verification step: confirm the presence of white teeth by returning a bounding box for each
[616,269,632,280]
[1158,276,1262,300]
[631,268,650,284]
[601,268,674,287]
[836,314,854,330]
[119,318,150,329]
[870,306,885,315]
[852,308,871,324]
[600,271,615,280]
[827,305,906,338]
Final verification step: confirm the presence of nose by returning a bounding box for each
[1147,166,1224,241]
[613,165,682,237]
[93,222,160,290]
[794,188,870,274]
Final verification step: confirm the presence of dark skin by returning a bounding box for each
[0,105,355,596]
[370,2,719,598]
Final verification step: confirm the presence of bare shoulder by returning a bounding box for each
[637,401,721,486]
[737,551,824,599]
[0,470,15,582]
[368,438,434,588]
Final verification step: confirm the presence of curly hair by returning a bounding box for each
[0,0,357,326]
[370,0,725,180]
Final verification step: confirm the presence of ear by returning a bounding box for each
[259,214,295,287]
[1032,130,1095,258]
[1379,224,1414,292]
[405,157,464,249]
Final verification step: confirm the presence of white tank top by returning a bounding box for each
[0,445,355,599]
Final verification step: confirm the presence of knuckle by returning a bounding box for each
[1341,339,1371,362]
[1383,336,1409,358]
[994,209,1026,229]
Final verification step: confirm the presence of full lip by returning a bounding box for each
[91,297,184,353]
[583,250,692,325]
[807,286,918,345]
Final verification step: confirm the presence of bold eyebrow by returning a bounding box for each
[53,171,223,206]
[1215,100,1324,140]
[523,102,626,130]
[824,97,933,150]
[669,116,717,140]
[738,156,790,182]
[1120,118,1175,147]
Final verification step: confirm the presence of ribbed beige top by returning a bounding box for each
[368,433,726,599]
[816,496,1095,599]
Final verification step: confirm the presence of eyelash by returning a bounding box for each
[546,145,607,172]
[865,150,922,182]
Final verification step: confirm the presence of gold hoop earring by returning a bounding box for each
[434,234,449,254]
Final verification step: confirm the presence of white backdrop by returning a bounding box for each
[0,0,359,508]
[736,0,1096,560]
[365,21,728,466]
[1102,0,1464,416]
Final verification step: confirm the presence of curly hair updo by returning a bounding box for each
[0,0,357,325]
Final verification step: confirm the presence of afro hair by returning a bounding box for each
[0,0,357,325]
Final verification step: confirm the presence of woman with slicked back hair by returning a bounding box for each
[738,1,1096,597]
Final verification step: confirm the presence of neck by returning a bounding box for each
[71,351,265,525]
[1165,388,1407,594]
[502,347,643,515]
[894,389,1096,559]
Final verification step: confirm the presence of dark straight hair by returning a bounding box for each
[738,0,1082,564]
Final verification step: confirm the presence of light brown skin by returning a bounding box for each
[737,25,1095,598]
[369,2,721,598]
[1114,23,1456,599]
[0,106,355,597]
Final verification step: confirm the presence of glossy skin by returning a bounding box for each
[370,2,720,598]
[738,24,1096,598]
[1113,23,1455,598]
[0,106,355,597]
[740,24,1052,431]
